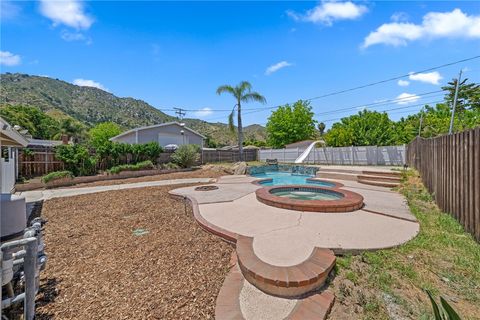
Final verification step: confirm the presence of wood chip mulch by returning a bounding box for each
[35,184,234,319]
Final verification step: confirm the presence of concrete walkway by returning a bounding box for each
[17,178,214,203]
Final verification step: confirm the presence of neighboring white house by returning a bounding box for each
[109,122,205,147]
[0,117,29,193]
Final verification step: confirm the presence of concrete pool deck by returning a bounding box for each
[170,175,419,259]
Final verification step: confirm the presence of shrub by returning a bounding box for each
[160,162,180,170]
[55,144,97,176]
[107,160,154,175]
[41,171,73,184]
[170,144,199,168]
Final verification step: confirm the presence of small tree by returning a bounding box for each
[317,122,326,136]
[266,100,317,148]
[324,110,395,147]
[88,122,122,149]
[171,144,199,168]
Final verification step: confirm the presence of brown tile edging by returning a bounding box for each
[255,185,364,213]
[169,192,238,243]
[215,254,335,320]
[236,235,336,298]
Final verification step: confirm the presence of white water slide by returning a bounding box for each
[294,140,324,164]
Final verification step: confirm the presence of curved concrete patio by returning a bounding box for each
[170,175,419,261]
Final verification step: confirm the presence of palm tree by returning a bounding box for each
[216,81,266,160]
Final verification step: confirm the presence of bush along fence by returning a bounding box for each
[18,145,259,178]
[406,127,480,242]
[259,145,405,166]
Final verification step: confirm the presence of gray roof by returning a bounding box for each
[0,117,29,147]
[110,121,206,141]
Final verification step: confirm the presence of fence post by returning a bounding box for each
[375,146,378,165]
[283,148,286,163]
[351,145,354,165]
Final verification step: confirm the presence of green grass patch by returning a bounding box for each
[334,169,480,319]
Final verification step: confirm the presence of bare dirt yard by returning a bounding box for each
[36,184,233,319]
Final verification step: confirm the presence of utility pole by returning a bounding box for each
[448,69,462,134]
[174,107,186,122]
[418,107,424,137]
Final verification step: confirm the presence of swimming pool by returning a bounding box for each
[251,171,336,187]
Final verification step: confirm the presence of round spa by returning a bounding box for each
[255,185,364,212]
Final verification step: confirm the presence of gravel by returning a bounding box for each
[36,184,234,319]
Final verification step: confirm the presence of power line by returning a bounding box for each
[173,107,186,121]
[154,55,479,117]
[319,100,444,123]
[314,91,444,117]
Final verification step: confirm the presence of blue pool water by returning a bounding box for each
[251,171,335,187]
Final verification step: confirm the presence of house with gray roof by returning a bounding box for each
[110,122,205,148]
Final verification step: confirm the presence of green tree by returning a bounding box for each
[0,104,60,139]
[324,110,395,147]
[442,77,480,112]
[88,122,122,149]
[317,122,326,136]
[216,81,266,160]
[54,118,87,143]
[266,100,317,148]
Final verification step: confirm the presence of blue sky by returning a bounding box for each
[1,1,480,127]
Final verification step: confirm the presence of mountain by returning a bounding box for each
[0,73,266,146]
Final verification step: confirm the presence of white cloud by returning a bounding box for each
[0,51,21,66]
[363,9,480,48]
[396,93,420,105]
[39,0,93,29]
[391,12,409,22]
[194,107,213,117]
[73,79,108,91]
[265,61,293,75]
[397,79,410,87]
[288,1,368,26]
[61,30,92,44]
[408,71,443,85]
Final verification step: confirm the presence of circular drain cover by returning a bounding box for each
[195,185,219,191]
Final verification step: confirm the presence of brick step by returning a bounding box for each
[316,172,358,181]
[362,170,402,178]
[235,235,336,298]
[316,168,364,174]
[215,253,335,320]
[357,179,400,188]
[357,174,401,182]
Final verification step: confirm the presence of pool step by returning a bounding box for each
[236,235,336,298]
[215,255,335,320]
[357,179,400,188]
[362,170,402,178]
[316,171,358,181]
[357,174,401,183]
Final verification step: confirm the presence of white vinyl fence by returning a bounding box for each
[259,145,406,166]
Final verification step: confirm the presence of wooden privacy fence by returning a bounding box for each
[406,127,480,242]
[201,149,258,163]
[19,146,64,178]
